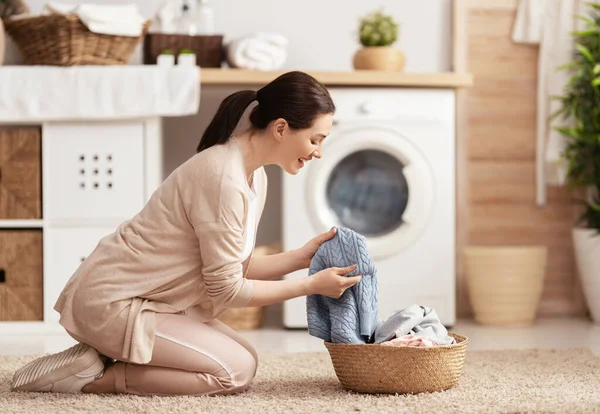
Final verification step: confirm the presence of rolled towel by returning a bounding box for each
[226,33,288,70]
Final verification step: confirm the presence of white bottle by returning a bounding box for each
[196,0,214,35]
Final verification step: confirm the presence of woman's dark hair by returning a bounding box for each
[196,71,335,152]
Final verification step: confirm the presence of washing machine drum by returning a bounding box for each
[306,127,435,259]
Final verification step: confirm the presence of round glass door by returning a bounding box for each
[326,150,409,237]
[306,126,434,260]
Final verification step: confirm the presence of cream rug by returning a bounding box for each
[1,348,599,413]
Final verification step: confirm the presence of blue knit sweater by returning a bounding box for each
[306,227,379,344]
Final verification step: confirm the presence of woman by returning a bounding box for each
[11,71,362,396]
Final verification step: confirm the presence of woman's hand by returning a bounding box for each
[307,264,362,298]
[298,227,337,269]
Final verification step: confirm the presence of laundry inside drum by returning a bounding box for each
[326,150,409,237]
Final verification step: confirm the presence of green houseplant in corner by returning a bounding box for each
[554,1,600,323]
[353,9,405,71]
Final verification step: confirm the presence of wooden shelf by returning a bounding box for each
[199,69,473,88]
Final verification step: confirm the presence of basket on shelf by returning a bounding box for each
[217,242,282,330]
[143,33,223,67]
[324,333,468,394]
[2,14,151,66]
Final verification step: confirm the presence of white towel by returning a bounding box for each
[42,2,146,37]
[512,0,586,206]
[0,66,200,122]
[226,33,288,71]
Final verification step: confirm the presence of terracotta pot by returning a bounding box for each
[573,228,600,323]
[353,46,405,71]
[0,19,5,66]
[464,246,547,327]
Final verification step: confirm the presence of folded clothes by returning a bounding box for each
[374,304,455,345]
[381,334,437,347]
[306,226,379,344]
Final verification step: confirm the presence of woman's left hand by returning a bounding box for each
[298,227,337,268]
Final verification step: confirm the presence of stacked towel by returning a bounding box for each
[306,227,379,344]
[373,304,455,345]
[226,33,288,71]
[42,2,146,36]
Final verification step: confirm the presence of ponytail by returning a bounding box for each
[196,71,335,153]
[196,89,257,152]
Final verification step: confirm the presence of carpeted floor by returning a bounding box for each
[1,348,600,413]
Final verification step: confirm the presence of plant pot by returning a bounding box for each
[0,19,5,66]
[572,228,600,323]
[464,246,547,327]
[353,46,405,71]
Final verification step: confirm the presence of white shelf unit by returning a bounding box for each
[0,118,163,335]
[0,220,44,228]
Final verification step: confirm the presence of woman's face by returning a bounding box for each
[272,113,333,174]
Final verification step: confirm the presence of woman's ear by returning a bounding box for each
[272,118,287,142]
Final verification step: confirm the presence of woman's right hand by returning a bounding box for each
[307,264,363,298]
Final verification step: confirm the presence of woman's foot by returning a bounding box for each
[11,342,105,393]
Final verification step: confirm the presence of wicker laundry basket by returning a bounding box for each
[3,14,151,65]
[324,333,468,394]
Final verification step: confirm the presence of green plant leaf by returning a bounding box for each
[577,43,595,62]
[557,61,580,71]
[578,15,596,27]
[556,127,582,138]
[572,30,598,37]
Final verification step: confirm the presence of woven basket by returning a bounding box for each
[217,242,282,330]
[218,306,264,330]
[2,14,151,66]
[143,33,223,67]
[464,246,547,327]
[325,333,468,394]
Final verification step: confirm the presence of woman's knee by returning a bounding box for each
[211,347,257,393]
[230,347,257,391]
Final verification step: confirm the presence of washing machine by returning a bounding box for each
[282,87,456,328]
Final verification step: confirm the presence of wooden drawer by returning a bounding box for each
[0,128,42,219]
[0,230,43,321]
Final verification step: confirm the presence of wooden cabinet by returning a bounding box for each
[0,128,42,219]
[0,230,43,321]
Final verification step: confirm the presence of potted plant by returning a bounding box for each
[353,8,405,71]
[554,1,600,322]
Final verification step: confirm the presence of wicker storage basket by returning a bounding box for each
[464,246,547,327]
[325,333,468,394]
[143,33,223,67]
[217,242,282,330]
[2,14,151,66]
[218,306,264,330]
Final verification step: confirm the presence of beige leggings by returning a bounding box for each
[77,313,258,396]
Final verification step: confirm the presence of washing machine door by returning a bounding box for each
[306,126,435,260]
